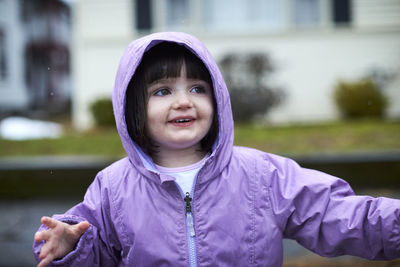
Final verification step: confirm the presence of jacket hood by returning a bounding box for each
[112,32,234,184]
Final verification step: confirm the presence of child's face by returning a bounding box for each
[145,65,214,154]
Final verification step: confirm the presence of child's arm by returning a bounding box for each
[267,155,400,259]
[33,170,122,266]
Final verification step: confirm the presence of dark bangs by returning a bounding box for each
[141,42,213,86]
[125,42,218,156]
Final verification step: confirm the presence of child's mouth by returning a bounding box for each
[169,118,195,126]
[174,119,192,123]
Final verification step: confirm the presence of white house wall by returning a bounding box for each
[72,0,133,129]
[0,0,28,111]
[72,0,400,129]
[354,0,400,28]
[198,31,400,124]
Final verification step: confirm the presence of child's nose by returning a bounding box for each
[173,91,193,109]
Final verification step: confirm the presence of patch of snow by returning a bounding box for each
[0,117,63,140]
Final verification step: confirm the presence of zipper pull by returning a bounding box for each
[184,192,195,237]
[184,192,192,213]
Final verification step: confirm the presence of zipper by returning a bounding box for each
[184,193,196,237]
[175,159,209,267]
[184,192,197,267]
[183,161,209,267]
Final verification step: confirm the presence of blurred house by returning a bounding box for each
[0,0,71,118]
[72,0,400,129]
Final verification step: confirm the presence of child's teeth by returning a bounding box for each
[176,119,190,123]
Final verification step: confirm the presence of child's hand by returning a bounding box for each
[34,216,90,267]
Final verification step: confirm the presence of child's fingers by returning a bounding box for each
[75,221,90,234]
[34,231,44,243]
[35,217,59,243]
[38,238,53,260]
[34,228,51,243]
[41,216,59,229]
[68,221,90,240]
[37,254,54,267]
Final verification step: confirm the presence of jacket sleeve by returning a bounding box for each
[267,154,400,259]
[32,170,121,266]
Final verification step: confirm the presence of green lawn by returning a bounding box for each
[234,120,400,156]
[1,120,399,157]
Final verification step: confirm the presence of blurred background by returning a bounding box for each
[0,0,400,266]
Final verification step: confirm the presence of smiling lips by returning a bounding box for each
[168,117,196,127]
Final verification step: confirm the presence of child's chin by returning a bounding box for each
[167,140,201,150]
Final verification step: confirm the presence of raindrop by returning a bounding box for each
[47,67,51,71]
[50,170,53,175]
[50,91,54,96]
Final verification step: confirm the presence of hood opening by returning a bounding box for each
[124,41,219,159]
[112,32,234,182]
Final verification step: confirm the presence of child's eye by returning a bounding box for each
[190,86,206,94]
[154,88,171,96]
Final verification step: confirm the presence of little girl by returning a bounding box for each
[33,32,400,267]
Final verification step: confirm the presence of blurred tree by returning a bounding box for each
[219,52,284,122]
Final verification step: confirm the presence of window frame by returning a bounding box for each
[0,27,7,81]
[143,0,352,34]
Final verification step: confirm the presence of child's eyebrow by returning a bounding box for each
[147,77,208,88]
[148,78,176,86]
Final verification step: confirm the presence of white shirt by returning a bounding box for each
[155,156,208,194]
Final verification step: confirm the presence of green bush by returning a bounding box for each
[334,78,388,119]
[90,98,115,127]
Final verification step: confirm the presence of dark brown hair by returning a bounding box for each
[125,42,218,156]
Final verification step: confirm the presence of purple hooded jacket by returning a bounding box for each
[33,32,400,266]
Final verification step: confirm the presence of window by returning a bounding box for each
[203,0,284,32]
[293,0,320,27]
[135,0,152,31]
[166,0,189,28]
[0,28,7,80]
[150,0,352,33]
[332,0,351,26]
